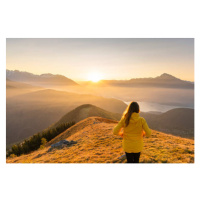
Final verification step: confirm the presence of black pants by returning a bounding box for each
[125,152,141,163]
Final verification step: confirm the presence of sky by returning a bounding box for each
[6,38,194,81]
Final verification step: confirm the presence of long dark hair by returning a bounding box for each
[123,102,140,127]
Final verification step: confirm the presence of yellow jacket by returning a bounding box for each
[113,113,151,153]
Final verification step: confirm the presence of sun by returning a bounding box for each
[88,72,102,82]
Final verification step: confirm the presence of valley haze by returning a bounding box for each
[6,70,194,148]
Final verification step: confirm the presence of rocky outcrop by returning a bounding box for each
[48,140,77,152]
[118,154,126,160]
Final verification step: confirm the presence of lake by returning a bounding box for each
[124,101,194,113]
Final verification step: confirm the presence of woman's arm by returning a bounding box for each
[113,118,124,136]
[142,118,151,137]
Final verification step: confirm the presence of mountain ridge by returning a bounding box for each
[155,73,179,80]
[53,104,121,127]
[6,69,78,87]
[7,116,194,163]
[82,73,194,89]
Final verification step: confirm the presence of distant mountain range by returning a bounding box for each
[6,69,78,87]
[7,70,194,89]
[94,73,194,89]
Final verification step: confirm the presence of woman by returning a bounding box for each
[113,102,151,163]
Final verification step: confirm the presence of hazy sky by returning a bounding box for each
[6,38,194,81]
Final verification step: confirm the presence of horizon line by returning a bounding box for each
[6,68,194,82]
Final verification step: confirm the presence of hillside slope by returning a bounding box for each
[7,117,194,163]
[140,108,194,138]
[53,104,121,127]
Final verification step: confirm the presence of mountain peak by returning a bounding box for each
[53,104,121,127]
[156,73,178,80]
[40,73,54,78]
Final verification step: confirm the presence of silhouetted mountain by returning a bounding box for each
[6,69,78,88]
[86,73,194,89]
[54,104,121,127]
[140,108,194,138]
[155,73,177,79]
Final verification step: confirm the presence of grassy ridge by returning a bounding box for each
[7,117,194,163]
[54,104,121,127]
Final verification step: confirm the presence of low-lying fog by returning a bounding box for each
[56,85,194,112]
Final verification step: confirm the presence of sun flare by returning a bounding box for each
[88,72,102,82]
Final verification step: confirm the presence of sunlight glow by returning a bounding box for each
[88,72,103,82]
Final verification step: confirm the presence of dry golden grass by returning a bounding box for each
[7,117,194,164]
